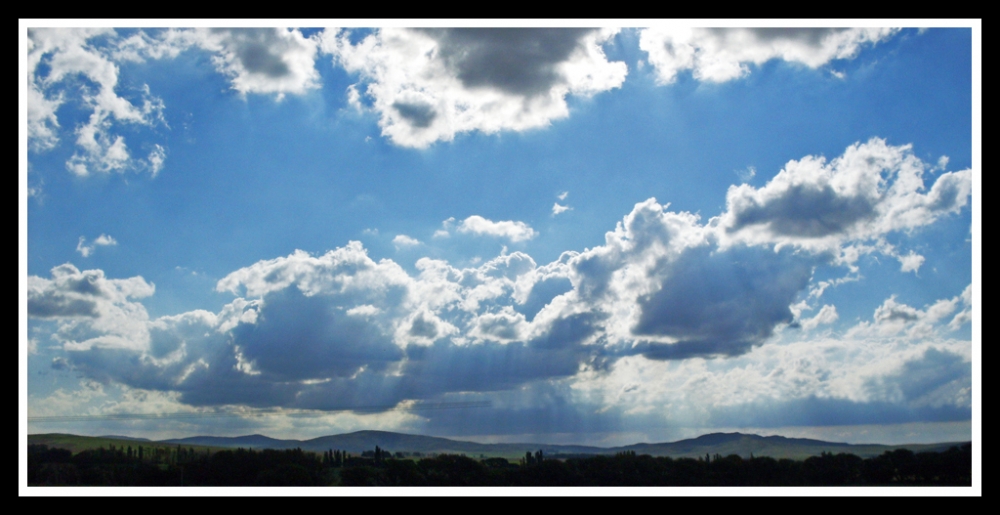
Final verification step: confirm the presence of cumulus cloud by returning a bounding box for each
[111,28,322,98]
[392,234,421,249]
[639,27,900,84]
[75,233,118,257]
[39,242,602,413]
[848,287,972,340]
[717,138,972,267]
[800,304,839,331]
[896,250,926,273]
[552,203,572,215]
[186,28,320,98]
[555,198,816,360]
[27,263,154,351]
[948,285,972,331]
[28,28,167,176]
[455,215,537,242]
[27,137,972,435]
[321,28,627,147]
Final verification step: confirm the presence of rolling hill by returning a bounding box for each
[29,430,969,461]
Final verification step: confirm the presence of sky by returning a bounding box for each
[21,21,979,448]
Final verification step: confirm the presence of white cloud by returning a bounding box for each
[432,217,456,238]
[321,28,627,148]
[26,77,62,152]
[146,144,166,177]
[735,165,756,183]
[456,215,537,242]
[801,304,839,331]
[571,328,969,430]
[28,28,167,176]
[108,28,197,63]
[948,285,972,331]
[468,306,531,343]
[392,234,421,249]
[552,202,572,215]
[639,27,900,84]
[809,274,860,299]
[897,250,926,273]
[848,287,972,340]
[215,242,412,299]
[75,233,118,257]
[558,191,569,201]
[346,304,381,317]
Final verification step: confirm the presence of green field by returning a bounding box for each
[29,434,227,455]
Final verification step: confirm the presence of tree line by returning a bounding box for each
[28,442,971,487]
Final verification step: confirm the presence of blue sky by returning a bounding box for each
[22,22,978,447]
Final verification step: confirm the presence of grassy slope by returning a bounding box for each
[29,433,226,455]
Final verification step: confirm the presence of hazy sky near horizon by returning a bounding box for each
[23,22,978,446]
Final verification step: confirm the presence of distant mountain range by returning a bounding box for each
[148,430,966,460]
[29,430,968,461]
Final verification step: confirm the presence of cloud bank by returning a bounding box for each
[28,139,972,436]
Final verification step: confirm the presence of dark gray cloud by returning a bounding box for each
[27,266,143,319]
[633,245,815,359]
[865,348,971,407]
[419,388,627,438]
[473,314,523,340]
[721,141,972,248]
[63,274,106,296]
[286,371,406,411]
[66,346,169,390]
[392,101,437,128]
[325,27,625,147]
[529,312,604,351]
[64,333,303,409]
[878,307,919,323]
[211,28,292,78]
[421,28,597,96]
[408,312,442,339]
[28,295,100,318]
[709,395,970,428]
[177,362,302,409]
[231,287,404,382]
[396,340,584,400]
[707,28,847,46]
[515,275,573,321]
[727,183,876,237]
